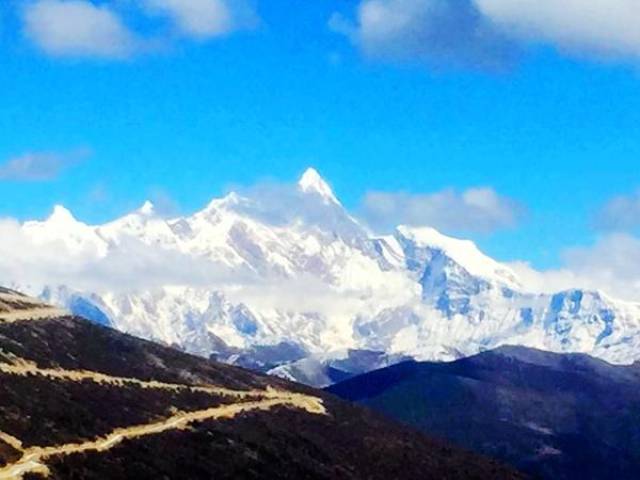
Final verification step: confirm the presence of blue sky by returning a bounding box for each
[1,0,640,274]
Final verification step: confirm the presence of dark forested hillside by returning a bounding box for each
[328,346,640,480]
[0,289,522,480]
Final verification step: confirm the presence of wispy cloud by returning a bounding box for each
[147,187,182,217]
[360,187,523,234]
[594,189,640,231]
[332,0,640,69]
[0,149,89,181]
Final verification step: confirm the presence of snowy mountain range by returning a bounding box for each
[7,168,640,386]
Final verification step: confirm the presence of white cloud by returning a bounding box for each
[0,149,88,181]
[143,0,257,39]
[508,261,582,295]
[330,0,517,69]
[475,0,640,60]
[511,233,640,302]
[21,0,259,60]
[24,0,137,59]
[332,0,640,68]
[361,187,522,234]
[594,189,640,231]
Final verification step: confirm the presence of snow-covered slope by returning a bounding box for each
[7,168,640,385]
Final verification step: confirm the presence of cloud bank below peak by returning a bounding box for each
[331,0,640,69]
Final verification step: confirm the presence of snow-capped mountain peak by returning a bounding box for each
[8,170,640,386]
[298,168,339,204]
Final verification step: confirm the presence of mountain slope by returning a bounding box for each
[0,289,522,479]
[327,346,640,480]
[7,169,640,385]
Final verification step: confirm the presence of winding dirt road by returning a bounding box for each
[0,352,262,399]
[0,391,325,479]
[0,306,326,479]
